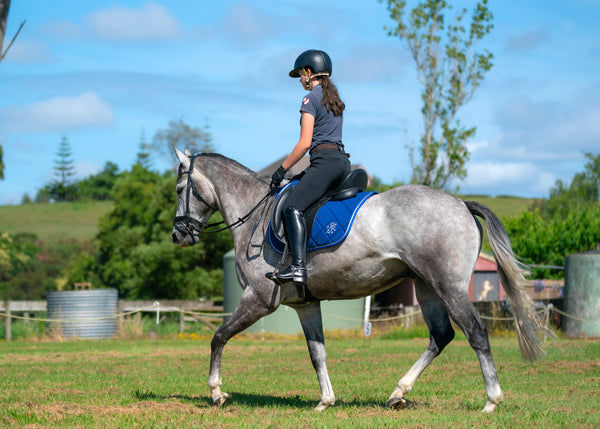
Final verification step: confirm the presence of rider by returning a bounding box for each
[266,49,351,288]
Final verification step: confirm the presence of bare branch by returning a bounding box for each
[0,19,25,62]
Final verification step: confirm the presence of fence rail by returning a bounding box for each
[2,299,598,342]
[1,299,224,342]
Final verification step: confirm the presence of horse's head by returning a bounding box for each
[172,148,219,247]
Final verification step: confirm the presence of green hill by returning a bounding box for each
[457,195,539,220]
[0,195,538,245]
[0,201,113,243]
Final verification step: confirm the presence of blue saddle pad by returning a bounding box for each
[267,189,377,254]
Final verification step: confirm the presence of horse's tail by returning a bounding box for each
[464,200,555,362]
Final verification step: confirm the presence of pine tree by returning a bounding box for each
[136,129,152,169]
[51,135,77,201]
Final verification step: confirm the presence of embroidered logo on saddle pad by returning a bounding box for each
[267,190,377,254]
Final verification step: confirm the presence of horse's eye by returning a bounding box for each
[177,186,184,195]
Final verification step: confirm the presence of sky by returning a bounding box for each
[1,0,599,205]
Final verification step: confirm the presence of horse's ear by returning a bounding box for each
[174,147,188,164]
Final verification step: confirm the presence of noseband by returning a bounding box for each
[172,154,274,236]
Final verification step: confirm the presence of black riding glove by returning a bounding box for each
[270,165,287,189]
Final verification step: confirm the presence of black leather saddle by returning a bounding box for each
[271,168,369,241]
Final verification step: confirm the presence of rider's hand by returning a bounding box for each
[270,165,287,189]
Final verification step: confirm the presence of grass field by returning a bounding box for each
[0,200,113,243]
[1,335,597,428]
[458,195,539,221]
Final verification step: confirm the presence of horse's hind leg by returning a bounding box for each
[295,302,335,411]
[442,293,503,413]
[208,286,275,407]
[388,278,455,410]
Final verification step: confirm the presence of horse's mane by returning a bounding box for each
[195,152,268,183]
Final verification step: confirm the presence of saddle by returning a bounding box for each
[270,168,370,247]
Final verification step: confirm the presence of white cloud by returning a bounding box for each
[464,161,538,187]
[85,3,181,41]
[0,92,114,133]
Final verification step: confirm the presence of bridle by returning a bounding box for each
[172,154,273,236]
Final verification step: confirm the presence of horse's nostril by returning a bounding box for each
[172,232,178,243]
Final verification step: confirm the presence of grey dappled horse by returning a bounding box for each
[171,149,551,413]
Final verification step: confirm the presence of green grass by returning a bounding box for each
[0,336,597,428]
[0,200,113,243]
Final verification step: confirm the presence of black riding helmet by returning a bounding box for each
[289,49,332,78]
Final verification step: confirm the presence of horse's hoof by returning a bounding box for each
[482,401,497,413]
[213,393,230,408]
[387,397,407,410]
[314,401,333,411]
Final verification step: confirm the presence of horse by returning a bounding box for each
[171,148,552,413]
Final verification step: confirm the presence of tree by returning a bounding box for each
[1,0,25,63]
[1,0,25,180]
[383,0,494,190]
[77,161,121,200]
[136,129,152,169]
[151,119,214,170]
[537,152,600,218]
[505,153,600,278]
[49,135,77,201]
[74,164,231,299]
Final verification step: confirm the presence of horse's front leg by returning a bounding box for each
[209,286,276,407]
[295,302,335,411]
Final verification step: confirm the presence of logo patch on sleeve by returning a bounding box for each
[302,97,310,105]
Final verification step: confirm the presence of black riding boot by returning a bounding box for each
[266,206,307,285]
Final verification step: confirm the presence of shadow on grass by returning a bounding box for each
[133,388,389,409]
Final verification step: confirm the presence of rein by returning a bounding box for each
[173,154,274,235]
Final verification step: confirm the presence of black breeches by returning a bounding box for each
[284,149,350,213]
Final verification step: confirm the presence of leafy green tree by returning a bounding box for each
[77,161,121,200]
[506,205,600,279]
[0,232,33,299]
[506,153,600,278]
[76,164,232,299]
[536,152,600,218]
[382,0,493,190]
[151,119,214,170]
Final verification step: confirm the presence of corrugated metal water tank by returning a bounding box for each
[47,289,118,339]
[223,250,365,334]
[564,249,600,338]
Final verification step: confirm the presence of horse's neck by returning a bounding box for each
[204,158,269,240]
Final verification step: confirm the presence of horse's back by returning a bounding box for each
[306,184,481,299]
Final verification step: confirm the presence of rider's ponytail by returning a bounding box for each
[319,76,345,116]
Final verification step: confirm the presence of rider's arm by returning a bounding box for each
[281,112,314,171]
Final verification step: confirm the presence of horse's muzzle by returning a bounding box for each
[172,216,204,247]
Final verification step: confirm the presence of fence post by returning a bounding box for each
[179,310,185,334]
[4,299,11,342]
[117,300,124,336]
[545,303,553,341]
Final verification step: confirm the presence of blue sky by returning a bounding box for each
[1,0,599,205]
